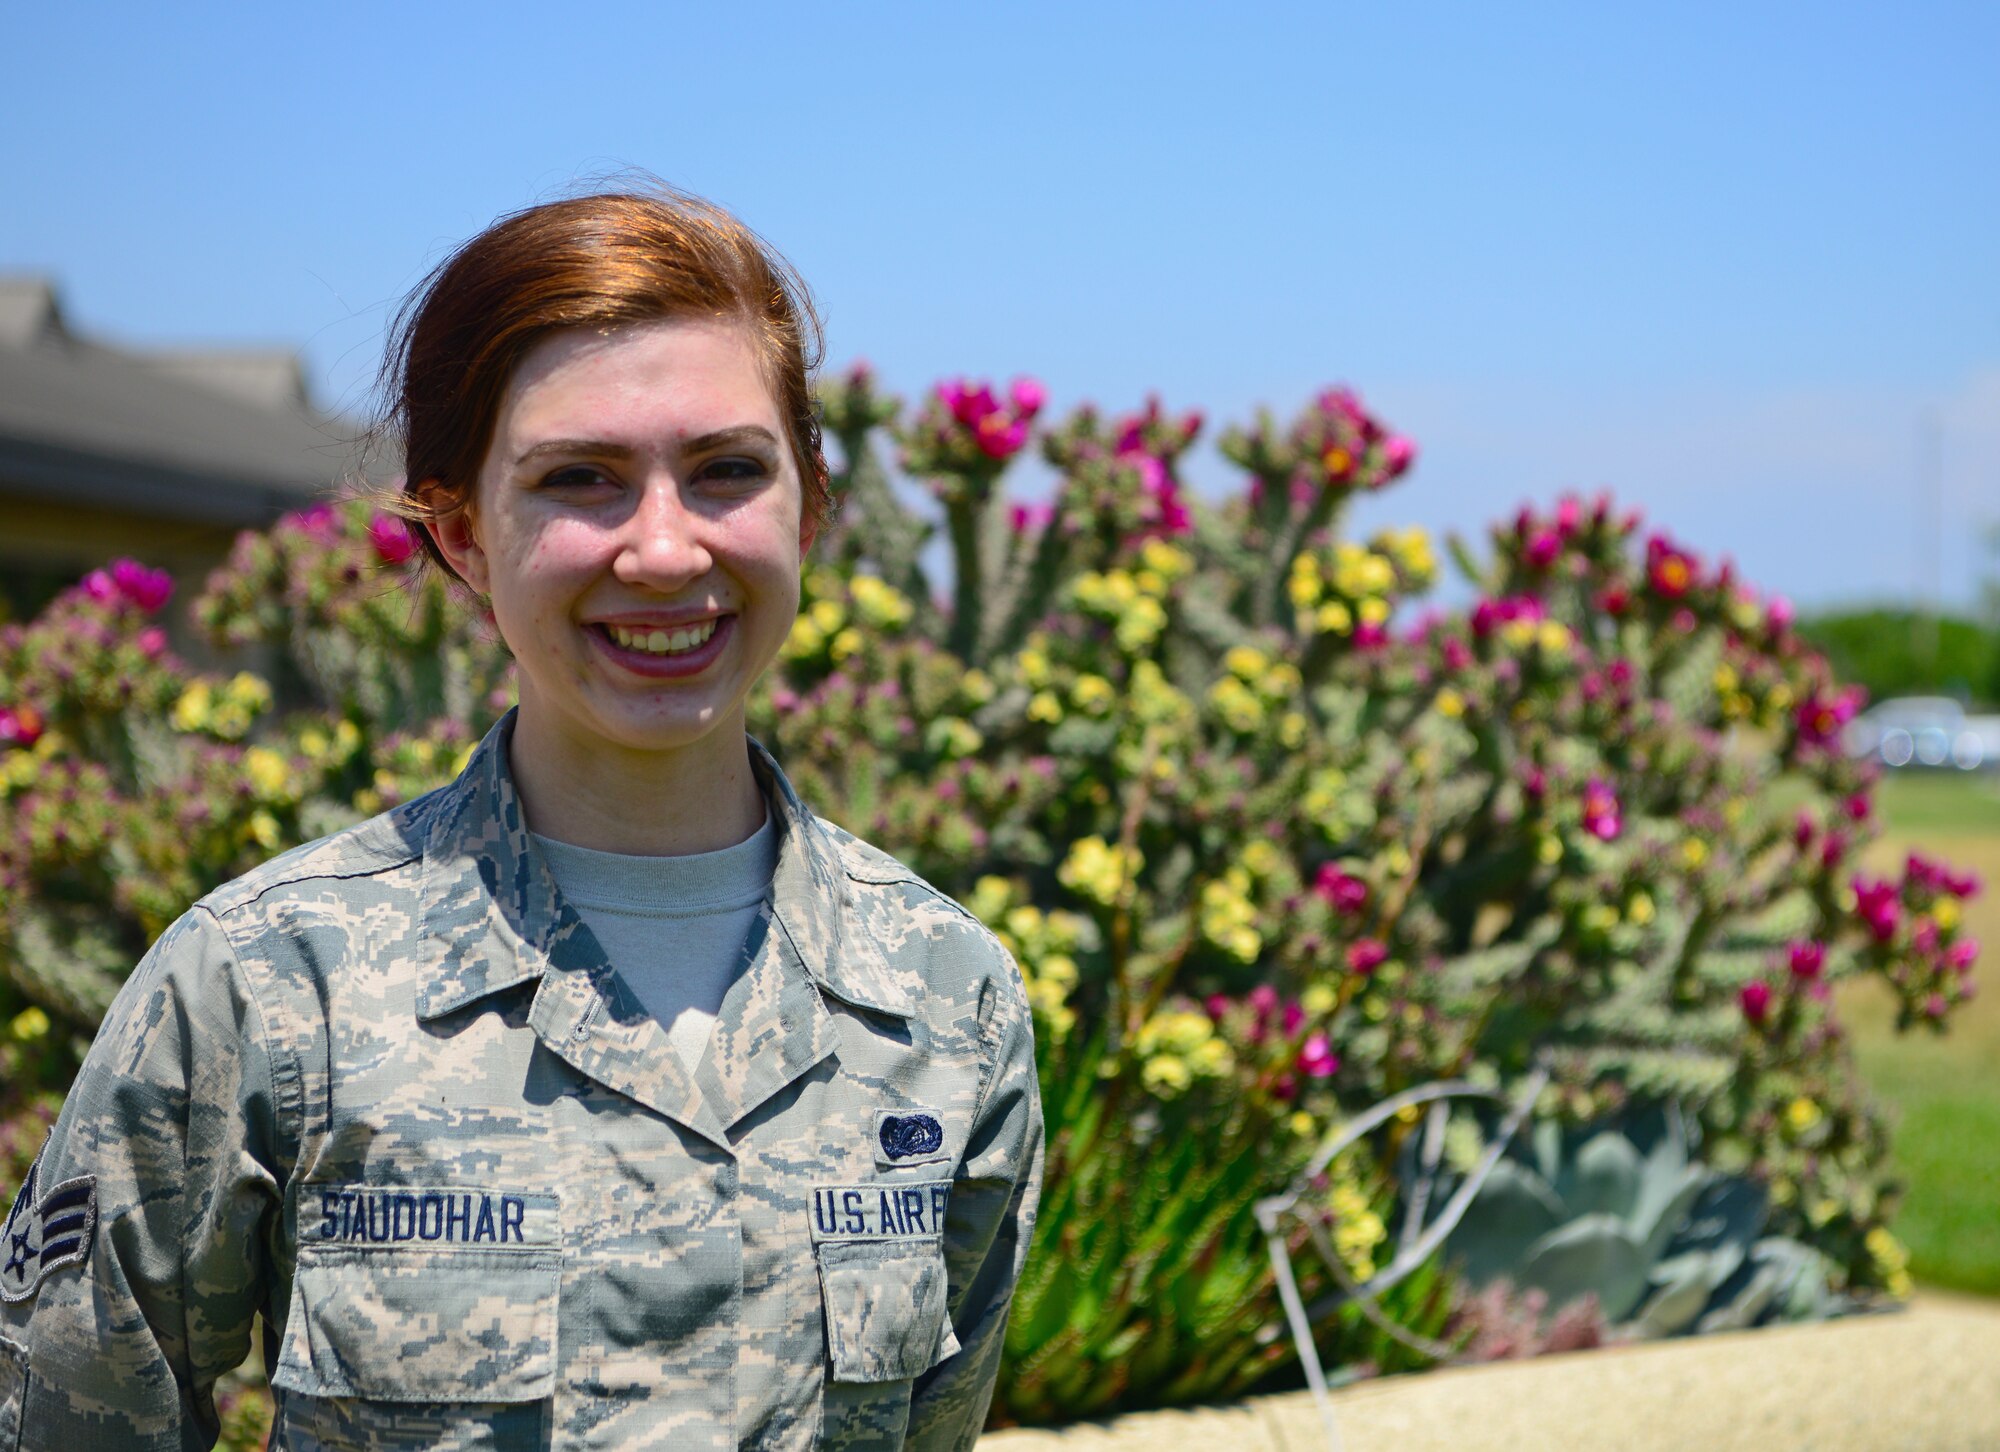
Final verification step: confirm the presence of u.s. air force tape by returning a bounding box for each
[311,1187,559,1247]
[810,1181,951,1242]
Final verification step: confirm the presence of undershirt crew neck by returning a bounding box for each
[531,805,779,1074]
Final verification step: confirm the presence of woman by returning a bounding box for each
[0,189,1043,1451]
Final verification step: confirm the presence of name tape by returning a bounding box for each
[313,1187,558,1247]
[810,1181,951,1242]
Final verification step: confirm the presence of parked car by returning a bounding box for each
[1844,696,2000,771]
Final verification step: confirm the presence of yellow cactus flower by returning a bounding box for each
[1241,839,1282,878]
[1208,677,1265,734]
[1935,899,1961,932]
[959,668,996,706]
[1786,1097,1823,1134]
[1289,1111,1316,1138]
[243,746,291,802]
[1358,596,1391,627]
[10,1007,50,1041]
[1435,688,1465,719]
[1072,674,1116,716]
[1279,711,1308,749]
[1625,890,1655,925]
[247,809,282,850]
[1028,690,1064,724]
[171,681,214,733]
[808,599,845,635]
[1301,982,1336,1016]
[1682,838,1710,870]
[1315,600,1354,635]
[1059,836,1141,907]
[1141,1054,1193,1098]
[848,574,914,629]
[1016,644,1053,689]
[829,627,865,662]
[1139,539,1194,580]
[1536,620,1572,654]
[1224,645,1270,681]
[782,616,825,659]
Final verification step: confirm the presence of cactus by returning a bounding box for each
[1440,1104,1834,1334]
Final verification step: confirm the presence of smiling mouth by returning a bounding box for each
[598,619,722,656]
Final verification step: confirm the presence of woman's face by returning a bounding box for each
[441,317,813,762]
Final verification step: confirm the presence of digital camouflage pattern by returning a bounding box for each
[0,714,1043,1450]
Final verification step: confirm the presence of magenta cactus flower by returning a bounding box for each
[1787,941,1827,982]
[109,559,174,613]
[1582,779,1622,841]
[1946,938,1979,974]
[1645,534,1700,599]
[1740,979,1773,1025]
[0,704,44,749]
[1854,878,1901,943]
[1008,376,1047,418]
[1312,865,1369,915]
[367,513,419,566]
[1346,938,1388,976]
[1298,1032,1339,1079]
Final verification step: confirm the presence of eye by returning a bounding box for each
[699,456,771,484]
[538,465,618,492]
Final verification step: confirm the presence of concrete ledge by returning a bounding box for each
[984,1294,2000,1452]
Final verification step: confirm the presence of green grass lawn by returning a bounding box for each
[1841,770,2000,1296]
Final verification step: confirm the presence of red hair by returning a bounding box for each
[378,185,829,579]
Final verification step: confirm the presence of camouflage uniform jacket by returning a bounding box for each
[0,717,1044,1451]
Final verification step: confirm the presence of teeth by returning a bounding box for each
[608,619,717,655]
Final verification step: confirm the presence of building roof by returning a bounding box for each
[0,276,377,526]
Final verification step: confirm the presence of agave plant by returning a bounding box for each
[1440,1103,1835,1335]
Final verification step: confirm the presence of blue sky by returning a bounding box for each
[6,2,1996,611]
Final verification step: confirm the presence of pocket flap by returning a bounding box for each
[817,1240,960,1384]
[271,1246,559,1403]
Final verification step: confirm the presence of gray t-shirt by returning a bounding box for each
[532,807,778,1073]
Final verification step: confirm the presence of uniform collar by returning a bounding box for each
[411,710,914,1023]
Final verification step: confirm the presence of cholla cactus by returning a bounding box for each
[0,372,1981,1433]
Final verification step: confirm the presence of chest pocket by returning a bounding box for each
[816,1239,960,1383]
[270,1243,559,1448]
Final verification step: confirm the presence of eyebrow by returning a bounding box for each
[513,425,782,467]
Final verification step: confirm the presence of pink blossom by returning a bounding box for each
[1820,830,1849,870]
[1554,497,1582,538]
[0,705,44,749]
[1522,766,1548,801]
[1206,993,1232,1022]
[1787,941,1826,982]
[1582,779,1622,841]
[367,513,419,565]
[1843,793,1871,823]
[1740,980,1773,1025]
[1523,530,1563,570]
[1009,502,1056,534]
[1282,999,1306,1035]
[1925,994,1949,1020]
[1008,376,1046,418]
[1442,637,1473,672]
[1853,878,1901,943]
[282,502,339,538]
[109,559,174,613]
[1645,535,1700,599]
[1793,812,1817,851]
[136,626,168,659]
[1298,1033,1339,1079]
[1767,595,1795,632]
[1946,938,1979,974]
[1353,621,1390,650]
[1313,865,1370,915]
[1795,687,1864,748]
[1382,436,1416,478]
[1346,938,1389,976]
[79,569,117,604]
[1595,584,1631,616]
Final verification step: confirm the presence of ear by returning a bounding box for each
[798,505,820,560]
[423,487,491,594]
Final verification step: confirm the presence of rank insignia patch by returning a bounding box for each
[0,1151,96,1303]
[874,1108,948,1167]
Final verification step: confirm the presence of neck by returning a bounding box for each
[506,704,767,856]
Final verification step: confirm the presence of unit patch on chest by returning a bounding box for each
[872,1107,949,1168]
[810,1181,951,1242]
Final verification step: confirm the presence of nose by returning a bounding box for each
[612,474,714,591]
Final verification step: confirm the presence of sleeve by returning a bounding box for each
[0,906,288,1452]
[905,961,1046,1452]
